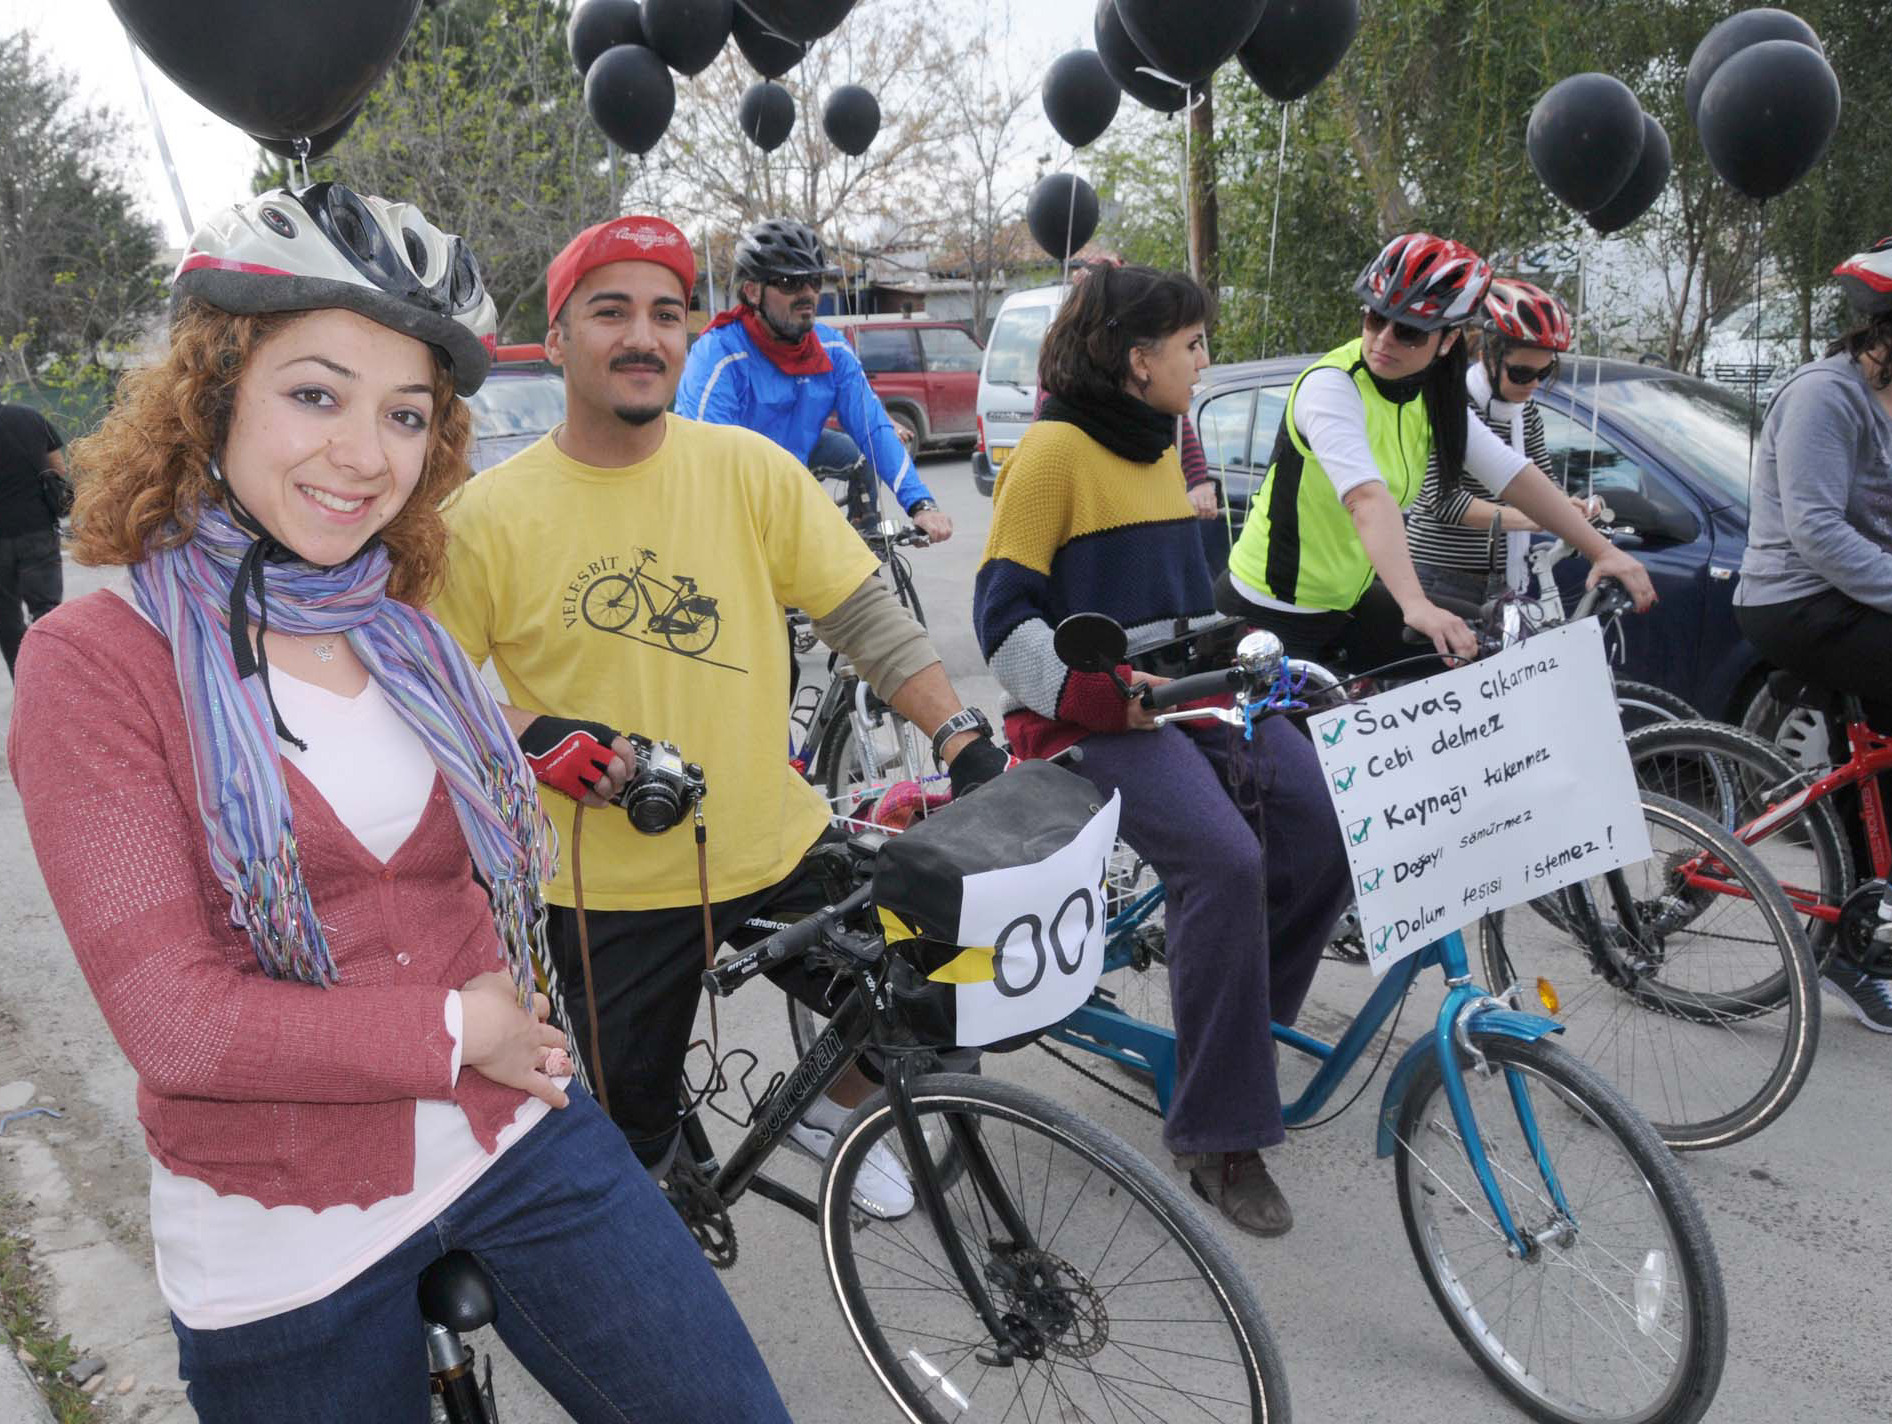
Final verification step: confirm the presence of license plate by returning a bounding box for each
[990,445,1013,464]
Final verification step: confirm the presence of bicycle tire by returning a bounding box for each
[888,553,926,628]
[1393,1033,1725,1424]
[579,573,637,633]
[821,1073,1290,1424]
[1613,679,1699,735]
[1625,719,1853,966]
[1479,793,1819,1150]
[819,700,929,810]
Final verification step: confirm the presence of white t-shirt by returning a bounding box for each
[1230,368,1531,613]
[111,586,554,1330]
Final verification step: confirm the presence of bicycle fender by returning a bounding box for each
[1374,1008,1563,1159]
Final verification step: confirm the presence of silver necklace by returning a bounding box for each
[308,636,338,663]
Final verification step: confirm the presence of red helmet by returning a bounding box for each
[1483,278,1573,352]
[1833,237,1892,316]
[1354,233,1493,331]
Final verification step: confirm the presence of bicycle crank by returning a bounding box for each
[662,1157,738,1269]
[1836,880,1892,978]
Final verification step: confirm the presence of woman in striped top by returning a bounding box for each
[1406,279,1600,606]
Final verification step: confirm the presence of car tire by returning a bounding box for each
[888,411,920,451]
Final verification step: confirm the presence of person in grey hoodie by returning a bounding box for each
[1735,235,1892,1032]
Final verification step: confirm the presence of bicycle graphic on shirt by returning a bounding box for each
[581,549,723,657]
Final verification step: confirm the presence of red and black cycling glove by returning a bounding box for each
[519,716,623,802]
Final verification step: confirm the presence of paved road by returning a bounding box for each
[0,452,1886,1422]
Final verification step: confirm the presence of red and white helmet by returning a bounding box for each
[1483,278,1572,352]
[1833,237,1892,317]
[172,183,498,395]
[1354,233,1493,332]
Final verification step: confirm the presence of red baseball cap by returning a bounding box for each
[545,215,698,327]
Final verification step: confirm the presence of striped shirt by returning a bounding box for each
[1406,375,1551,574]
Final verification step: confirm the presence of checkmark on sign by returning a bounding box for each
[1320,718,1348,746]
[1347,816,1373,845]
[1332,765,1358,793]
[1358,868,1383,895]
[1371,926,1394,956]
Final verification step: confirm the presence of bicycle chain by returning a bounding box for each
[1035,1040,1164,1120]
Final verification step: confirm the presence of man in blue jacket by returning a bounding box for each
[677,218,954,543]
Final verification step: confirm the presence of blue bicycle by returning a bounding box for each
[1042,616,1729,1424]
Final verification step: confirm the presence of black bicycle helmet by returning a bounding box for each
[732,217,843,286]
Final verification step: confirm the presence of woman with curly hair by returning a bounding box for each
[6,185,790,1423]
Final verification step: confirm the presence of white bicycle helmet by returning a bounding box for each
[1834,236,1892,317]
[172,183,497,395]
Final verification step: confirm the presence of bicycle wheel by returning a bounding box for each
[887,552,926,627]
[822,1073,1289,1424]
[663,599,721,656]
[820,700,931,814]
[1613,679,1698,735]
[1626,720,1852,965]
[1479,794,1819,1150]
[1393,1033,1725,1424]
[579,573,637,633]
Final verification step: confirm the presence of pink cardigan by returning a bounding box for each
[8,592,532,1210]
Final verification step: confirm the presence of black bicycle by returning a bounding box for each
[660,828,1291,1424]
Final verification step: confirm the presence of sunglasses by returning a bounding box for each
[766,274,822,295]
[1361,308,1434,347]
[1503,358,1558,387]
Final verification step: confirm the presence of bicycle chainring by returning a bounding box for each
[985,1246,1109,1360]
[1836,880,1892,978]
[663,1157,738,1269]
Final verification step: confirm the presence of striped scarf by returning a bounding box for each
[130,505,554,994]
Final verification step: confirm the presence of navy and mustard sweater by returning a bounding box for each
[973,420,1222,760]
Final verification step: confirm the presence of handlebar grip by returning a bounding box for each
[703,884,874,998]
[1144,666,1242,711]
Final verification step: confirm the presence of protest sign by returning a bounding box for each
[1306,619,1651,975]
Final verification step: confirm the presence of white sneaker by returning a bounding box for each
[786,1116,916,1219]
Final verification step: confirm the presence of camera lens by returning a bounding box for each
[626,784,680,835]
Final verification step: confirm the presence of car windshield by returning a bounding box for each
[1587,376,1753,507]
[468,372,566,439]
[984,305,1053,388]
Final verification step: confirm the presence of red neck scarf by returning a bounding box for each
[704,305,833,376]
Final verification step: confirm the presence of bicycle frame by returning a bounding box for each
[1053,922,1569,1256]
[1684,716,1892,922]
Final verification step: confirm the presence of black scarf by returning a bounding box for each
[1355,359,1429,405]
[1041,390,1176,464]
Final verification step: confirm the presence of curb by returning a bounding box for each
[0,1344,58,1424]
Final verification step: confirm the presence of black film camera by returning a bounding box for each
[610,734,707,835]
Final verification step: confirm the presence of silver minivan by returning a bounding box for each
[971,283,1066,495]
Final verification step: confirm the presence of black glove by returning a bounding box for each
[519,716,623,801]
[946,735,1013,800]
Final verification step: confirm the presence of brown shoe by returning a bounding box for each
[1175,1151,1293,1237]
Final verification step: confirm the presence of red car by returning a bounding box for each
[823,315,984,454]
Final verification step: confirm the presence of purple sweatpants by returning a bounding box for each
[1074,717,1351,1154]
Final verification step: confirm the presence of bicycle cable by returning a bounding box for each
[1286,979,1411,1132]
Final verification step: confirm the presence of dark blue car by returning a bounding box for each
[1189,355,1771,726]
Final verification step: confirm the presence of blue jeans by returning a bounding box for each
[171,1086,790,1423]
[1073,719,1351,1155]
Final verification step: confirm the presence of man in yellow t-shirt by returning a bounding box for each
[433,215,1007,1216]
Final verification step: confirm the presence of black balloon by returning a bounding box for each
[644,0,732,76]
[1094,0,1186,113]
[732,5,804,78]
[1043,50,1121,149]
[737,0,853,43]
[109,0,418,140]
[1698,39,1840,202]
[823,85,880,156]
[1526,73,1645,214]
[1684,7,1823,128]
[1027,173,1100,261]
[1586,114,1671,234]
[585,44,677,155]
[738,80,796,152]
[1237,0,1361,103]
[569,0,645,77]
[1116,0,1264,87]
[254,106,360,163]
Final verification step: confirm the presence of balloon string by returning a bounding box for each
[1061,142,1079,286]
[1261,101,1290,356]
[1584,233,1602,503]
[1750,198,1766,471]
[1135,65,1203,281]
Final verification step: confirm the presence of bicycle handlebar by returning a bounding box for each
[1140,666,1243,710]
[702,883,876,998]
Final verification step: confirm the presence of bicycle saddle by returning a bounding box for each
[1766,669,1850,719]
[418,1251,498,1333]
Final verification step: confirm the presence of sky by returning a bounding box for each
[15,0,1098,250]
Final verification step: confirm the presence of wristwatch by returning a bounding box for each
[931,707,992,766]
[907,498,939,515]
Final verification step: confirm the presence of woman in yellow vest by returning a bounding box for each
[1216,233,1654,664]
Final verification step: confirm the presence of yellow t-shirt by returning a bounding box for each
[433,415,879,910]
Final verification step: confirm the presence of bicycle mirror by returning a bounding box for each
[1053,613,1129,675]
